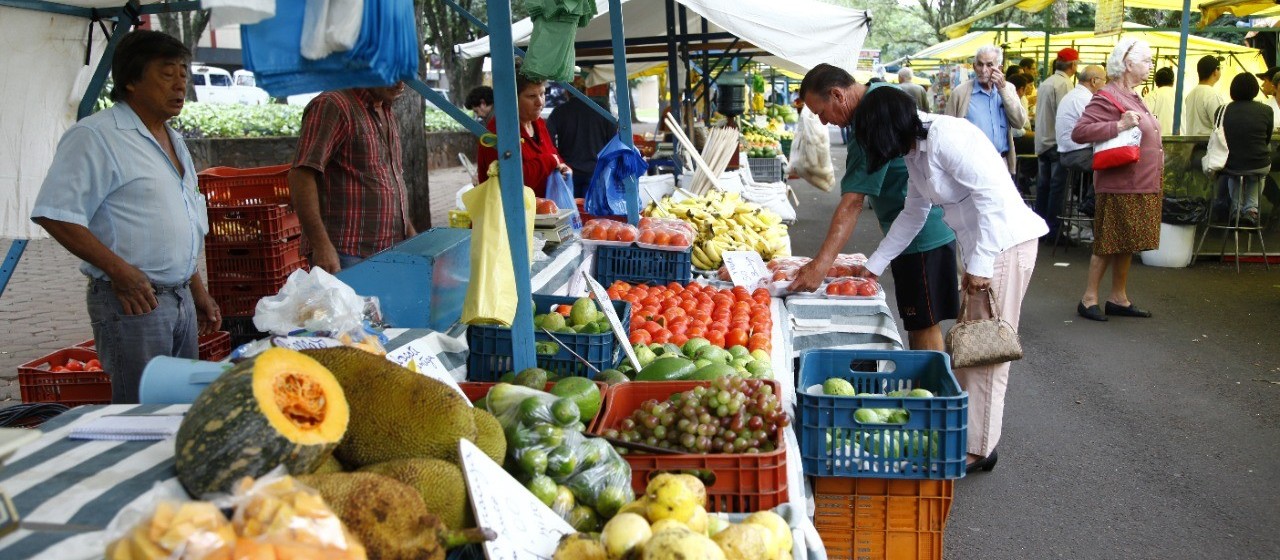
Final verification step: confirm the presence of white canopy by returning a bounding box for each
[456,0,870,82]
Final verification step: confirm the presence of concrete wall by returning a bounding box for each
[186,131,476,172]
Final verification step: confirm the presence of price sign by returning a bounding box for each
[458,439,574,559]
[582,273,641,371]
[722,250,769,289]
[386,340,468,402]
[269,336,344,351]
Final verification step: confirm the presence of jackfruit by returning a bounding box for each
[359,458,472,530]
[311,454,345,474]
[303,347,477,467]
[471,408,507,463]
[299,472,494,560]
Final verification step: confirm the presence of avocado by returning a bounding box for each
[636,357,698,381]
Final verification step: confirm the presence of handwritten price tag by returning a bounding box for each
[459,439,574,559]
[386,339,467,402]
[722,251,769,289]
[269,336,344,351]
[583,273,641,371]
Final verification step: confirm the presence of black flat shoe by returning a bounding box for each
[1077,302,1108,321]
[1105,301,1152,318]
[966,449,998,474]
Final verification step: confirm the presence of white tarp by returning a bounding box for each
[456,0,870,81]
[0,7,114,239]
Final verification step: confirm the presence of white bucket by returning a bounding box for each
[1140,223,1196,268]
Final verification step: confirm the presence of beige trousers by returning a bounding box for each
[953,239,1038,457]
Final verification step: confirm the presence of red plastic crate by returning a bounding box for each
[198,164,292,206]
[209,276,290,317]
[575,198,626,224]
[206,204,301,243]
[199,331,232,361]
[589,380,788,513]
[813,477,953,560]
[459,380,611,433]
[18,347,110,405]
[205,238,307,279]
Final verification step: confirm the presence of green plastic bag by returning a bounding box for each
[522,0,597,82]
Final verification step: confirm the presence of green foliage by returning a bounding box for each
[170,102,305,138]
[425,109,469,132]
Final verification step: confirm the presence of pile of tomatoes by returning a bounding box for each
[582,219,639,243]
[48,357,103,374]
[825,277,881,297]
[606,281,773,353]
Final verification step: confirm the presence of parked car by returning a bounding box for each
[191,65,269,105]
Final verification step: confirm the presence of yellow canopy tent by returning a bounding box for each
[1200,0,1280,26]
[942,0,1208,38]
[909,23,1266,91]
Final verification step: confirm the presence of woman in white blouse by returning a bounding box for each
[853,86,1048,473]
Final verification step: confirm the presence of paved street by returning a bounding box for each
[789,141,1280,559]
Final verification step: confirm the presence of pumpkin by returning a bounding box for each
[175,347,349,498]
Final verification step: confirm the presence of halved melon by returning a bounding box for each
[175,347,349,498]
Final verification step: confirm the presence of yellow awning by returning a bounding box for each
[942,0,1213,37]
[1199,0,1280,26]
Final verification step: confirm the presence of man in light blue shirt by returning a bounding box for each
[942,45,1028,175]
[31,30,220,404]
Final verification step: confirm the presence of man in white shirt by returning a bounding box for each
[1057,65,1107,172]
[1262,69,1280,133]
[1144,67,1176,134]
[1034,48,1079,240]
[1183,55,1225,135]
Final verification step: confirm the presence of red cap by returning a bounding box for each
[1058,48,1080,62]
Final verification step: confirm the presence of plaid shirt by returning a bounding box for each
[293,89,411,257]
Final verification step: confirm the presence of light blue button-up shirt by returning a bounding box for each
[31,103,208,285]
[965,83,1010,154]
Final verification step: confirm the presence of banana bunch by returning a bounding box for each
[645,191,789,270]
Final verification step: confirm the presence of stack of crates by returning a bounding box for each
[796,349,969,560]
[198,164,305,345]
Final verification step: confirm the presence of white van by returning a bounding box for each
[191,64,269,105]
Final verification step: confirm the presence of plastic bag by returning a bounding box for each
[587,134,649,217]
[485,383,634,530]
[462,162,536,326]
[227,470,367,558]
[741,180,797,223]
[545,171,583,231]
[580,218,639,245]
[789,107,835,191]
[103,481,238,560]
[1163,196,1208,225]
[253,268,385,353]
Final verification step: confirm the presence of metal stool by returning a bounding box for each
[1052,167,1094,256]
[1193,172,1270,272]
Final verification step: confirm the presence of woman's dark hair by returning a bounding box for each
[1005,65,1021,77]
[110,30,190,102]
[1154,67,1175,87]
[515,59,545,94]
[798,63,856,101]
[465,86,494,109]
[1007,73,1030,91]
[1229,72,1260,101]
[852,86,926,172]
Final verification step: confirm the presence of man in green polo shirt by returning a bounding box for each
[791,64,959,351]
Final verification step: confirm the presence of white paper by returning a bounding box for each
[582,273,640,371]
[68,415,183,441]
[269,336,344,351]
[458,439,574,559]
[385,340,469,402]
[723,250,769,288]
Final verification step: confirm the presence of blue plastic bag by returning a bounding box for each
[585,134,648,217]
[545,172,582,231]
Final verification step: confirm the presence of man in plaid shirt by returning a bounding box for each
[288,83,417,272]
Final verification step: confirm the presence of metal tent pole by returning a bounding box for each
[1172,0,1193,135]
[609,0,639,225]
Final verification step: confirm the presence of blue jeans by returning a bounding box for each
[1034,150,1067,237]
[87,279,197,404]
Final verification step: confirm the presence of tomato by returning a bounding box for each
[731,286,749,298]
[752,287,771,301]
[732,300,751,314]
[748,333,771,353]
[857,282,879,296]
[679,298,697,313]
[630,330,651,345]
[712,294,734,308]
[669,232,689,247]
[684,283,702,294]
[666,281,684,292]
[668,322,688,337]
[711,309,731,322]
[64,360,84,372]
[705,330,726,348]
[669,333,689,347]
[639,216,655,229]
[643,321,664,335]
[615,227,638,242]
[825,284,841,295]
[685,325,706,338]
[652,329,671,344]
[49,366,67,373]
[697,293,714,306]
[725,328,749,348]
[86,359,102,371]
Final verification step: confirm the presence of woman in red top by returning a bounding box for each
[476,65,571,197]
[1070,38,1163,321]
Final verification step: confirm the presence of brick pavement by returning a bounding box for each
[0,166,474,405]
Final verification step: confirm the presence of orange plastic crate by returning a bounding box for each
[205,238,306,279]
[590,380,788,513]
[77,332,231,362]
[458,381,611,433]
[198,164,292,206]
[18,347,110,405]
[813,477,953,560]
[209,276,291,317]
[206,204,302,243]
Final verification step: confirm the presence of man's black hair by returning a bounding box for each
[110,30,191,102]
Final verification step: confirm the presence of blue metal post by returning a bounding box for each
[487,0,535,371]
[609,0,639,225]
[1171,0,1193,135]
[406,79,488,137]
[0,240,27,299]
[78,9,135,120]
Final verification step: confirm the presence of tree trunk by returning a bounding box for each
[398,4,431,231]
[1053,0,1069,27]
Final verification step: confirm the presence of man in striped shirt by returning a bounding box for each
[289,84,416,272]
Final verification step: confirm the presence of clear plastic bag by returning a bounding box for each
[226,470,367,559]
[485,383,633,529]
[636,217,694,251]
[545,172,583,231]
[789,107,835,191]
[824,277,882,299]
[103,482,238,560]
[580,218,639,246]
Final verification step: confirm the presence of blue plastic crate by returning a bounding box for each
[594,245,693,286]
[467,294,631,381]
[796,349,968,480]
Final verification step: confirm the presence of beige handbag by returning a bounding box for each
[945,288,1023,369]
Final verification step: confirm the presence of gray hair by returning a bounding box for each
[975,45,1003,67]
[1107,38,1147,78]
[898,67,914,82]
